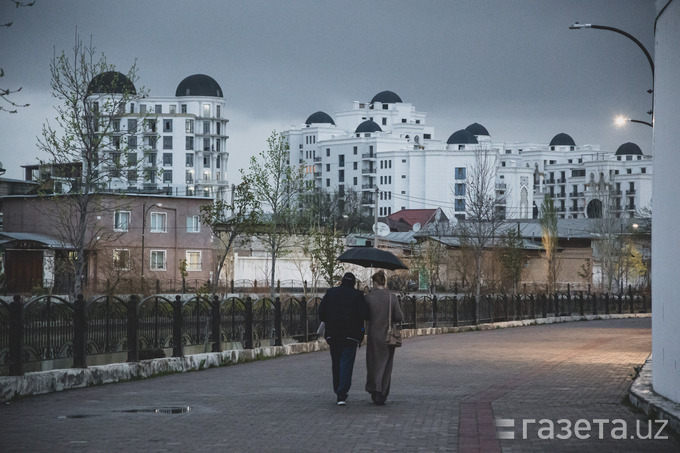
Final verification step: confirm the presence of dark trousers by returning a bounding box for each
[329,340,358,402]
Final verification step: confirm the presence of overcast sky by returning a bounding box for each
[0,0,655,182]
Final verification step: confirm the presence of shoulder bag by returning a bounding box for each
[386,294,402,347]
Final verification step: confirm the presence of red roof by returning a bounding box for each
[385,209,440,231]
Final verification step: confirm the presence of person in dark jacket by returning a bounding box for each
[318,272,370,405]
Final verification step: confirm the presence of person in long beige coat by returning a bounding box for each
[364,271,403,405]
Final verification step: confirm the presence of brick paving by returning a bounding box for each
[1,317,678,452]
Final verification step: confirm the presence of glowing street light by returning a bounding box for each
[615,115,653,128]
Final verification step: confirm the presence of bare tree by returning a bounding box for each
[243,131,307,298]
[454,147,507,322]
[1,0,34,113]
[497,226,525,294]
[200,180,260,298]
[36,34,148,297]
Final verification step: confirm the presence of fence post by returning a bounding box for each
[127,295,139,362]
[211,295,221,352]
[541,293,547,318]
[172,295,183,357]
[453,295,458,327]
[432,295,438,328]
[503,294,509,321]
[515,294,521,320]
[487,295,493,323]
[412,296,418,328]
[578,292,584,316]
[274,297,282,346]
[593,294,599,316]
[9,295,24,376]
[244,297,253,349]
[604,293,610,315]
[642,294,648,313]
[553,293,559,317]
[529,294,536,319]
[72,294,87,369]
[566,284,572,316]
[301,296,309,342]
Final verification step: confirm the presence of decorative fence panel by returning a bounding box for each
[0,290,650,376]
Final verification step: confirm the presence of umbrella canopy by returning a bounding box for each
[337,247,408,271]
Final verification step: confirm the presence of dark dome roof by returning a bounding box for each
[370,90,402,104]
[465,123,489,136]
[305,111,335,125]
[549,133,576,147]
[355,120,383,133]
[615,142,643,156]
[87,71,136,96]
[446,129,478,145]
[175,74,223,97]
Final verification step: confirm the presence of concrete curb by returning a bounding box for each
[0,312,651,403]
[629,356,680,438]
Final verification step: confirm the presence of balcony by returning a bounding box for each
[362,183,375,190]
[626,189,636,195]
[362,153,376,159]
[362,168,376,174]
[314,157,322,162]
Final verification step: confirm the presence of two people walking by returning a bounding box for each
[319,271,403,406]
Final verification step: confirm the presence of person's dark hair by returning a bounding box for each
[341,272,356,287]
[371,270,386,286]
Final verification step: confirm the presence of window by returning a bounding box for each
[382,118,387,126]
[150,250,166,270]
[128,136,138,149]
[186,170,194,184]
[401,174,406,179]
[353,162,358,170]
[186,251,201,271]
[203,138,211,151]
[163,153,173,166]
[186,153,194,167]
[185,119,194,134]
[186,136,194,151]
[216,122,221,135]
[326,148,330,157]
[150,212,167,233]
[163,170,172,183]
[326,179,330,187]
[155,104,162,114]
[127,152,137,166]
[339,170,344,183]
[455,183,465,196]
[169,105,176,114]
[146,136,157,149]
[187,215,200,233]
[339,155,344,167]
[114,211,130,231]
[326,164,330,172]
[163,119,173,132]
[140,104,146,114]
[202,104,210,117]
[163,136,172,149]
[129,103,135,114]
[353,177,357,185]
[113,249,130,270]
[455,199,466,212]
[127,119,137,132]
[181,104,187,114]
[127,169,138,183]
[203,121,210,134]
[113,119,120,132]
[455,167,466,180]
[216,105,221,117]
[641,167,646,174]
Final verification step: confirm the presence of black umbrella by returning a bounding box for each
[337,247,408,271]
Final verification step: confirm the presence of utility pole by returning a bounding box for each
[374,186,379,248]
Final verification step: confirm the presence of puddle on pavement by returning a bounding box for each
[58,414,95,419]
[118,406,191,414]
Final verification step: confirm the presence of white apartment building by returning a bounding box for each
[284,90,652,220]
[86,72,230,201]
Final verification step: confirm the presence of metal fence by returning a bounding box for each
[0,288,649,376]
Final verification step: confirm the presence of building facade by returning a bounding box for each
[22,73,231,203]
[284,91,652,221]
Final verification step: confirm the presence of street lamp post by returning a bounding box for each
[615,115,654,128]
[570,22,654,126]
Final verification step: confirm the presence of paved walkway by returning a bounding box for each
[1,317,678,452]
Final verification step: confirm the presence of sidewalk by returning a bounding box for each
[1,316,678,452]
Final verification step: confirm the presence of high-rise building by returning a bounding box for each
[284,91,652,220]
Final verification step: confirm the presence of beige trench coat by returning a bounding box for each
[365,289,403,401]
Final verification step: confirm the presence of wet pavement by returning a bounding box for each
[1,317,677,452]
